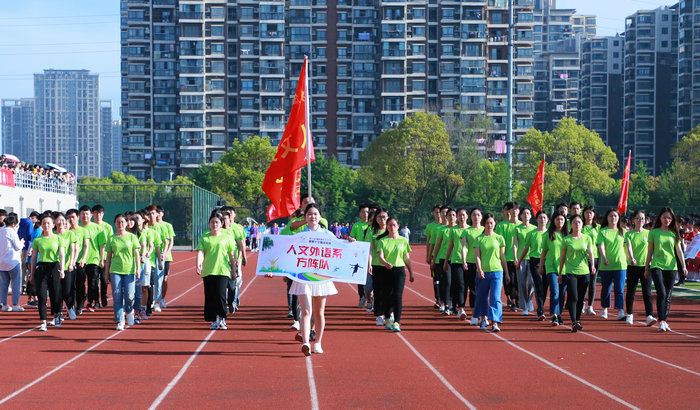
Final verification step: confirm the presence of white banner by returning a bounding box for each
[685,235,700,260]
[255,232,370,284]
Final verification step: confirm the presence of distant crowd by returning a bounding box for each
[0,155,75,193]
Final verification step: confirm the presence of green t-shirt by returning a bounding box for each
[350,221,368,240]
[625,229,649,267]
[463,226,485,263]
[143,226,163,265]
[32,235,64,263]
[369,229,387,266]
[71,226,87,262]
[514,224,536,260]
[377,236,412,267]
[494,221,516,261]
[596,227,627,271]
[196,232,235,277]
[106,233,140,275]
[563,235,593,275]
[58,230,77,267]
[544,232,565,274]
[227,223,245,258]
[449,226,469,264]
[80,222,106,265]
[163,221,175,262]
[582,225,599,258]
[429,224,447,245]
[476,233,505,272]
[434,225,454,261]
[153,223,173,262]
[648,228,678,271]
[425,221,439,243]
[525,229,547,258]
[97,221,114,262]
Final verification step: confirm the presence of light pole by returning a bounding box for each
[506,0,514,201]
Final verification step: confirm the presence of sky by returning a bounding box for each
[0,0,680,131]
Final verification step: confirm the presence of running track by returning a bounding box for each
[0,247,698,409]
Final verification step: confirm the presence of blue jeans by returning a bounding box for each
[599,269,626,309]
[0,263,22,305]
[153,260,164,302]
[111,273,135,322]
[546,273,561,315]
[474,271,503,323]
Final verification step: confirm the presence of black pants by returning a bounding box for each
[650,268,675,321]
[504,261,516,300]
[529,257,545,317]
[386,267,406,323]
[435,260,451,307]
[626,265,653,316]
[35,262,62,321]
[465,263,477,308]
[566,274,590,324]
[163,261,171,276]
[85,263,100,306]
[451,263,466,308]
[75,264,87,308]
[372,265,389,318]
[586,258,599,305]
[286,278,299,321]
[146,266,155,315]
[203,275,228,322]
[357,284,364,299]
[98,265,108,306]
[61,269,75,310]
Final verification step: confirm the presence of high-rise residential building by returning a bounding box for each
[121,0,535,177]
[34,69,102,178]
[580,35,624,160]
[677,0,700,140]
[623,5,678,175]
[100,101,115,177]
[1,99,34,161]
[111,120,123,174]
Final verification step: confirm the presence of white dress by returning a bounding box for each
[288,227,339,297]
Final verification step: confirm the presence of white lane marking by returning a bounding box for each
[397,333,477,409]
[0,326,39,344]
[404,284,640,409]
[148,275,257,409]
[306,356,319,410]
[635,320,700,341]
[0,279,202,405]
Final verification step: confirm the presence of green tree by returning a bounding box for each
[516,117,618,204]
[628,161,651,210]
[359,112,453,225]
[654,125,700,205]
[301,155,358,223]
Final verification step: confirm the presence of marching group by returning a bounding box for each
[421,202,689,333]
[0,205,175,331]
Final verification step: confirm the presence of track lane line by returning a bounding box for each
[148,275,258,410]
[306,356,320,410]
[403,284,640,409]
[0,278,203,405]
[634,320,700,340]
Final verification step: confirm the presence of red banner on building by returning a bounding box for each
[0,169,15,187]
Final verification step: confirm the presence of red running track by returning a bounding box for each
[0,247,698,409]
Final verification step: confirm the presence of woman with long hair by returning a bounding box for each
[474,213,509,332]
[432,207,456,314]
[539,211,569,326]
[377,216,414,332]
[367,207,389,323]
[559,215,596,332]
[53,212,76,323]
[105,214,141,330]
[625,210,655,326]
[582,205,599,315]
[518,211,549,321]
[29,214,65,331]
[645,207,687,331]
[445,208,470,320]
[462,207,484,325]
[596,209,628,321]
[514,208,536,315]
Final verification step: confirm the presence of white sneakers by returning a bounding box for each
[127,311,135,326]
[657,321,671,332]
[600,308,608,319]
[625,314,634,325]
[39,321,47,331]
[116,321,125,331]
[291,320,300,330]
[585,306,596,315]
[645,315,658,327]
[153,303,162,313]
[218,318,227,330]
[458,309,467,320]
[617,309,627,321]
[313,343,324,354]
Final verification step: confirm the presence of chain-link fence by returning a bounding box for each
[78,184,220,249]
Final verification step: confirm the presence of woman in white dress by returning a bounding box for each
[287,204,353,356]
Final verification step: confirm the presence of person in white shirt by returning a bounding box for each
[0,214,26,311]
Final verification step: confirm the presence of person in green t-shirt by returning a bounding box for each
[366,208,388,322]
[558,215,596,332]
[92,204,113,310]
[145,205,168,312]
[156,205,176,308]
[624,210,655,326]
[596,209,628,321]
[474,213,509,333]
[54,212,77,321]
[517,210,549,320]
[514,207,536,315]
[425,205,443,309]
[581,205,600,315]
[539,210,569,326]
[645,207,687,332]
[494,202,518,311]
[66,208,89,319]
[377,216,414,333]
[196,212,238,331]
[350,203,370,308]
[105,214,141,331]
[461,208,484,324]
[220,206,247,314]
[30,214,66,331]
[432,208,456,314]
[78,205,107,313]
[444,208,470,319]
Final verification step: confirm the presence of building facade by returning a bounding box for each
[623,5,678,175]
[1,99,34,162]
[677,0,700,140]
[120,0,536,178]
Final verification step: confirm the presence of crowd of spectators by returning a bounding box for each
[0,156,75,195]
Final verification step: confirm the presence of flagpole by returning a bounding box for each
[304,55,313,200]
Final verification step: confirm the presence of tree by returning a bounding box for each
[300,155,359,223]
[628,161,651,210]
[654,125,700,205]
[516,117,618,204]
[359,112,453,225]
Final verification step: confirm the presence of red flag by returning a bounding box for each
[527,158,545,214]
[618,151,632,214]
[262,57,314,221]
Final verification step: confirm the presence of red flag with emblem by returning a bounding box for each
[527,158,545,214]
[262,57,314,221]
[618,151,632,215]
